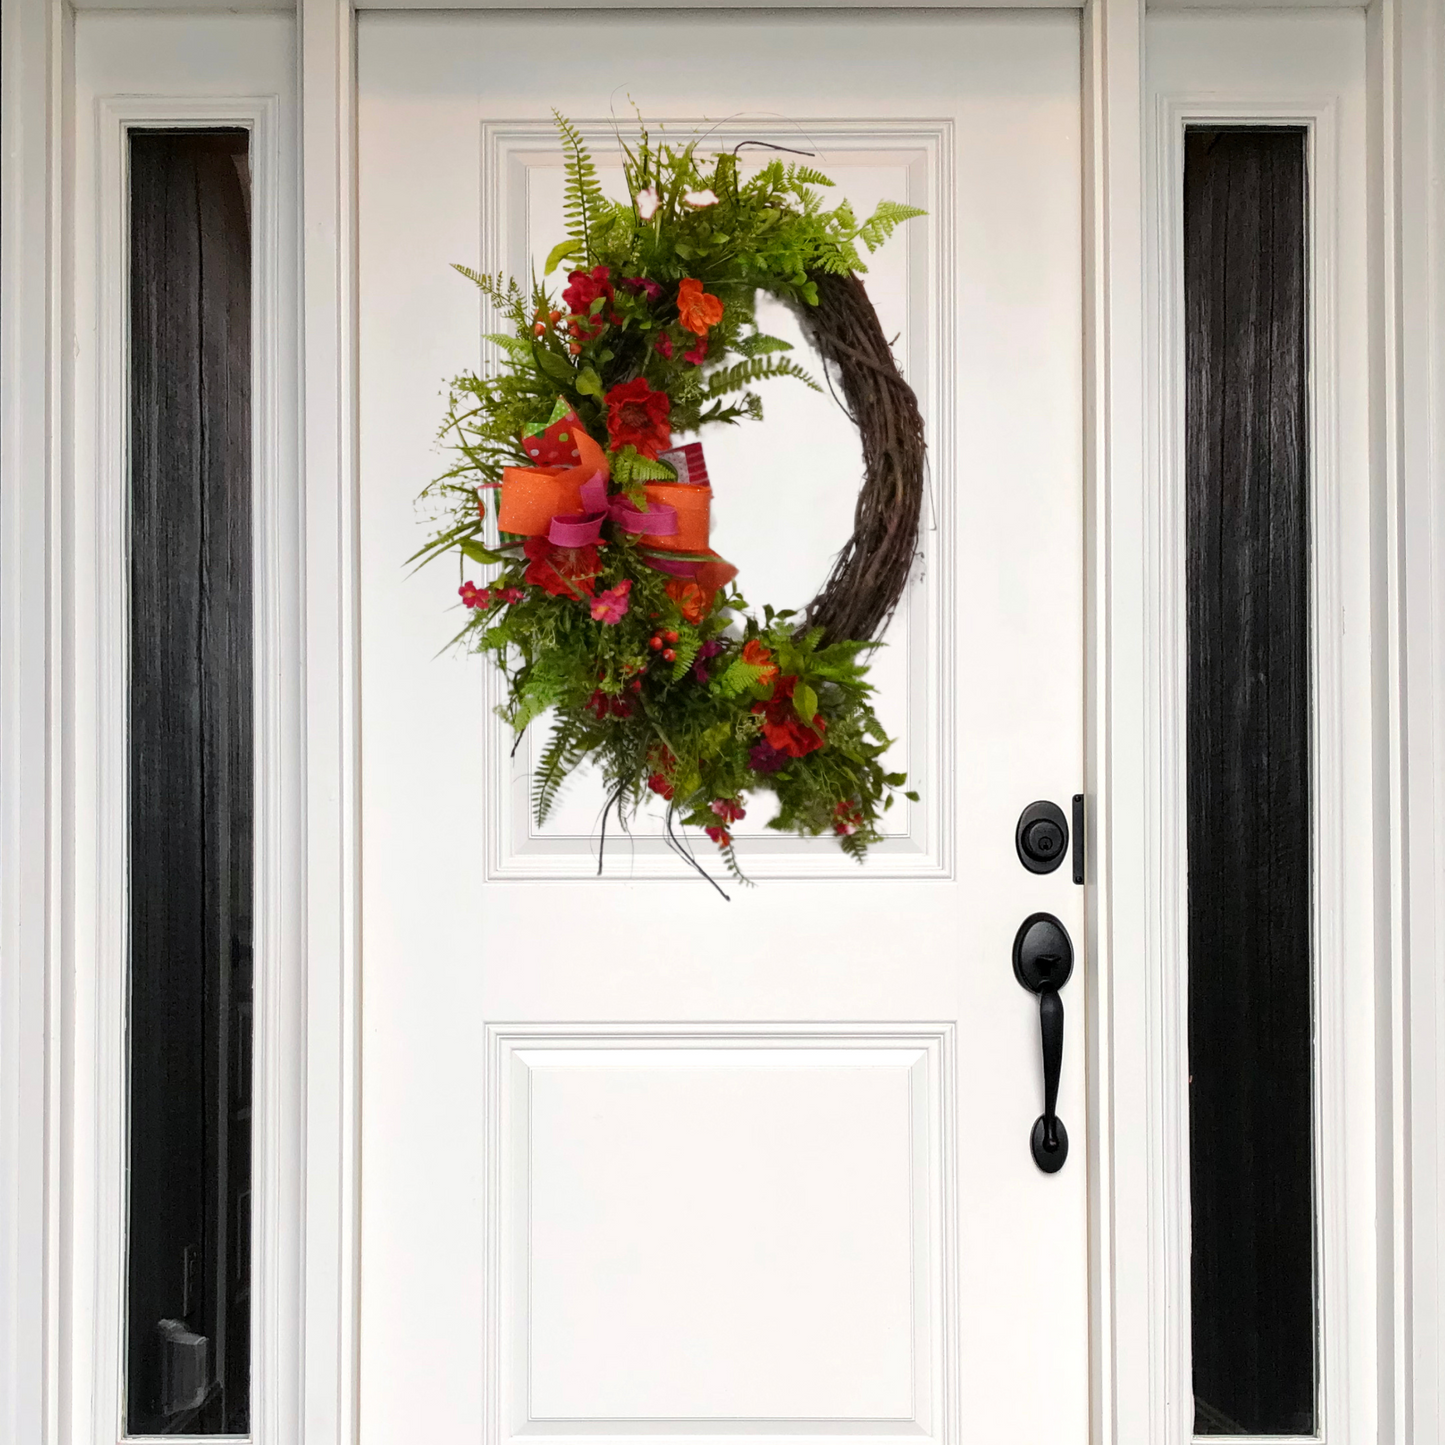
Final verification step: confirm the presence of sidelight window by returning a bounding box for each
[1183,125,1317,1439]
[125,128,254,1437]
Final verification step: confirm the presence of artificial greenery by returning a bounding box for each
[416,116,924,882]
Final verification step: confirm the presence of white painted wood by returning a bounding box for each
[1078,4,1161,1444]
[296,1,363,1443]
[1144,12,1378,1444]
[356,11,1088,1445]
[0,4,67,1445]
[1372,0,1445,1438]
[67,16,303,1445]
[487,1026,953,1438]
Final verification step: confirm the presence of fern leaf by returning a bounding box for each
[533,720,584,824]
[706,355,822,397]
[553,111,607,259]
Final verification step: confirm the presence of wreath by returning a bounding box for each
[416,115,927,886]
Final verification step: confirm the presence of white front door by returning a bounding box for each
[356,11,1087,1443]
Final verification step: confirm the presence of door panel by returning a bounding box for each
[357,12,1086,1444]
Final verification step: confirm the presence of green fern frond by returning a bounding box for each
[554,111,607,260]
[609,447,678,487]
[706,355,821,397]
[532,720,585,823]
[857,201,928,252]
[784,164,836,189]
[735,332,794,358]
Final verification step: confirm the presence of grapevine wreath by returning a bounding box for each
[415,116,928,886]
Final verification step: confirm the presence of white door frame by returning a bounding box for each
[2,1,1442,1442]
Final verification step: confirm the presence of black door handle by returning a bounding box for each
[1013,913,1074,1173]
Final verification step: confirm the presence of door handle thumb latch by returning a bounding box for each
[1013,912,1074,1173]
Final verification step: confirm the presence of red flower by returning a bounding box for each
[710,798,746,824]
[605,378,672,459]
[563,265,614,314]
[752,675,826,758]
[459,581,491,609]
[705,824,732,847]
[523,536,600,598]
[647,772,674,800]
[677,278,724,336]
[833,800,864,836]
[683,337,709,366]
[562,266,617,339]
[588,688,632,720]
[654,332,674,360]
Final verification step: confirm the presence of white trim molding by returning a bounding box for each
[0,3,68,1445]
[297,0,363,1442]
[1375,0,1445,1438]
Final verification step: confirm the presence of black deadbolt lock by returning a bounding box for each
[1016,800,1069,874]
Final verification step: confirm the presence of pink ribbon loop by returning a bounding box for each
[546,472,678,548]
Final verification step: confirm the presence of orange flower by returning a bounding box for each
[666,578,709,624]
[676,278,724,337]
[741,638,779,686]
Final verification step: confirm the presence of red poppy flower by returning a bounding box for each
[604,377,672,459]
[752,675,826,758]
[523,536,601,598]
[677,277,724,336]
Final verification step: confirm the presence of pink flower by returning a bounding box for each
[499,587,526,604]
[705,824,732,847]
[654,332,674,360]
[683,337,709,366]
[623,276,664,302]
[590,578,632,625]
[459,581,490,609]
[710,798,746,823]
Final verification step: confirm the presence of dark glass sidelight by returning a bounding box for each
[126,130,253,1436]
[1184,127,1316,1437]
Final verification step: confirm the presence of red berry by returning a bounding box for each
[664,630,679,643]
[533,322,546,336]
[662,648,676,662]
[649,635,663,650]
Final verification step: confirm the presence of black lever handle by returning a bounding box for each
[1013,915,1074,1173]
